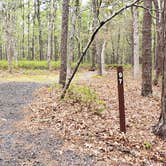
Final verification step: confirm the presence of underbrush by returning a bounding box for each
[48,83,106,115]
[0,61,91,70]
[0,61,60,70]
[0,60,132,70]
[66,84,106,115]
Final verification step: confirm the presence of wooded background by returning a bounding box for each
[0,0,166,138]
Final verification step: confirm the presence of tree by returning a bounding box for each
[90,0,101,71]
[59,0,70,87]
[99,40,106,75]
[141,0,152,96]
[153,0,166,138]
[3,1,17,73]
[27,0,31,59]
[61,0,142,98]
[68,0,80,77]
[32,0,37,60]
[132,6,139,79]
[37,0,43,60]
[21,0,25,59]
[153,0,162,85]
[47,0,54,70]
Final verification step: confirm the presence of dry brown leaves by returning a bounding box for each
[21,69,166,165]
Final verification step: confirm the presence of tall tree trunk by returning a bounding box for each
[116,27,121,64]
[68,0,79,77]
[54,35,58,61]
[27,0,31,60]
[22,0,25,59]
[111,38,116,64]
[47,0,54,70]
[59,0,70,87]
[153,0,162,85]
[132,6,140,79]
[141,0,152,96]
[32,0,36,60]
[153,0,166,138]
[37,0,43,60]
[90,0,100,71]
[98,40,106,75]
[131,7,134,66]
[5,12,13,73]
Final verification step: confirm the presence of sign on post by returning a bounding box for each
[117,66,126,133]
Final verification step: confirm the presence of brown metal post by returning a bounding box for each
[117,66,126,133]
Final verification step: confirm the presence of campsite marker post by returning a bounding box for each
[117,66,126,133]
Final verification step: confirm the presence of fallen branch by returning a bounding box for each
[61,0,142,99]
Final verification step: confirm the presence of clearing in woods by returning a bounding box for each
[0,69,165,165]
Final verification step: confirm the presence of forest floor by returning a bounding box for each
[0,69,166,165]
[0,69,94,83]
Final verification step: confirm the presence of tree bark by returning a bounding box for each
[32,0,36,60]
[68,0,79,77]
[153,0,163,85]
[90,0,101,71]
[141,0,152,96]
[22,0,25,59]
[27,0,31,60]
[116,27,121,64]
[153,0,166,138]
[98,40,106,75]
[4,6,15,73]
[59,0,70,87]
[47,0,54,70]
[37,0,43,60]
[132,6,140,79]
[61,0,142,98]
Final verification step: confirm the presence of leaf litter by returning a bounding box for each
[18,69,166,165]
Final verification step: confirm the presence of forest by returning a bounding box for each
[0,0,166,165]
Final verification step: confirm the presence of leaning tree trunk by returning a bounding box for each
[153,0,166,138]
[141,0,152,96]
[60,0,141,99]
[59,0,70,87]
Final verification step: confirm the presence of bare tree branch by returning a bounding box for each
[61,0,142,99]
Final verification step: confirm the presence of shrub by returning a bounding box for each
[67,84,106,115]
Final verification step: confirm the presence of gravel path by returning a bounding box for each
[0,82,95,166]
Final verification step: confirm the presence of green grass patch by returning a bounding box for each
[0,60,132,71]
[0,61,92,70]
[105,64,132,69]
[0,61,61,70]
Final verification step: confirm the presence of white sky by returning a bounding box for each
[82,0,89,6]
